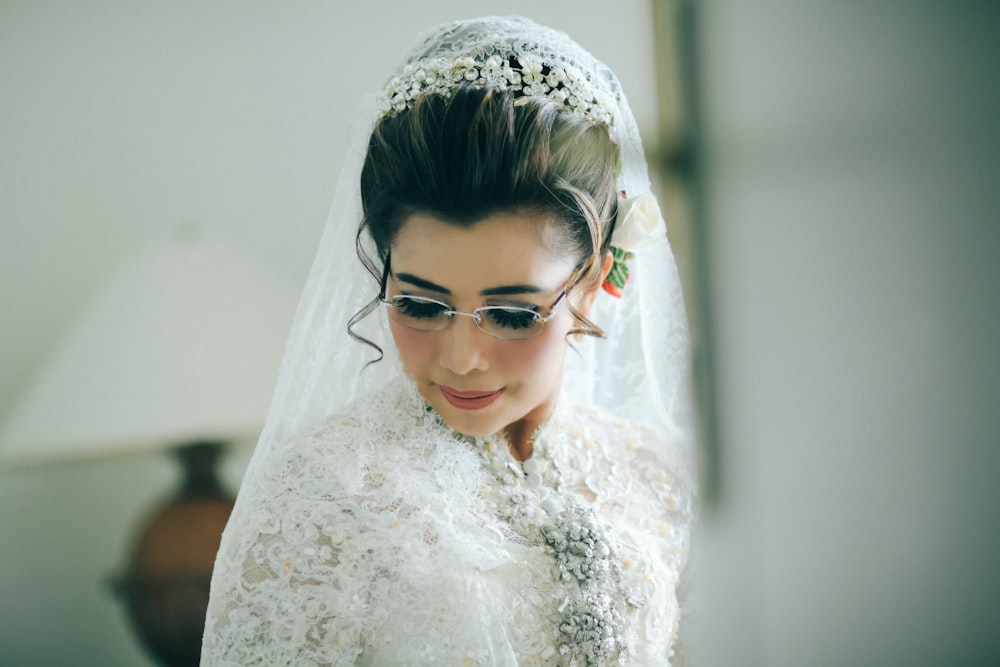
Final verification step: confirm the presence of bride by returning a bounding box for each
[202,15,695,666]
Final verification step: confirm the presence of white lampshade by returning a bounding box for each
[0,234,299,466]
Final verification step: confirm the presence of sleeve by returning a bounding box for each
[201,425,371,666]
[628,425,696,666]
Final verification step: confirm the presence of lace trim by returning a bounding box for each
[203,379,692,666]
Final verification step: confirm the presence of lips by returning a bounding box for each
[438,385,504,410]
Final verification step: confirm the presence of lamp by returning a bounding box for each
[0,233,297,665]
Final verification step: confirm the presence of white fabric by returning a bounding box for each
[203,16,695,666]
[204,379,692,665]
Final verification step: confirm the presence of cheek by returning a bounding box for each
[389,321,436,368]
[494,327,568,373]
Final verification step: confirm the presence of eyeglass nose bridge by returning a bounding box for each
[444,308,485,329]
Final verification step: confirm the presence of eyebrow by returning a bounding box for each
[394,272,545,296]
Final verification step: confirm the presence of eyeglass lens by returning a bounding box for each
[386,295,545,340]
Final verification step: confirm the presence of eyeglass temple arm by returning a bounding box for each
[539,291,567,322]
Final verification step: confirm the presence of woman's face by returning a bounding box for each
[387,211,590,444]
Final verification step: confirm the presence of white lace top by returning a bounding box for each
[202,379,693,666]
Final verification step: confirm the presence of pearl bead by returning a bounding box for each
[522,458,540,475]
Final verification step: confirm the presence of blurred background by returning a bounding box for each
[1,1,997,665]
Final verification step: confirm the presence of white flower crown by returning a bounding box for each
[377,53,618,126]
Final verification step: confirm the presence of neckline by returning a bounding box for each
[402,375,570,465]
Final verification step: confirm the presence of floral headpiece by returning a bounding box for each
[377,53,617,126]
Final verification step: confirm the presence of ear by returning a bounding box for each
[601,251,614,279]
[576,252,614,318]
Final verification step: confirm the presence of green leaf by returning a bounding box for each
[606,246,631,289]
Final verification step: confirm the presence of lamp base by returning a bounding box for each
[112,441,234,667]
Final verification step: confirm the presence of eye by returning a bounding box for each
[394,296,449,320]
[482,306,541,331]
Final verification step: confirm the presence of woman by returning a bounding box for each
[203,16,694,666]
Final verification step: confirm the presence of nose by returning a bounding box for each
[439,313,489,375]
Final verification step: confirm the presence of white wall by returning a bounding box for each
[0,2,658,664]
[691,3,1000,666]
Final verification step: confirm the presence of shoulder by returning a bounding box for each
[553,400,696,543]
[296,375,431,445]
[255,377,483,511]
[271,378,430,464]
[558,400,694,494]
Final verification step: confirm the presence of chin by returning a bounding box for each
[413,381,509,437]
[436,396,511,437]
[435,405,505,438]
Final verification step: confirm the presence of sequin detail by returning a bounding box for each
[473,422,639,665]
[378,52,616,126]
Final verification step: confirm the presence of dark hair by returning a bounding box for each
[350,83,619,356]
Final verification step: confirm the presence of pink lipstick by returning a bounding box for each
[439,385,504,410]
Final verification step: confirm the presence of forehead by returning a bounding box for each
[390,211,576,292]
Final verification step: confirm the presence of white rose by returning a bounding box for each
[611,192,666,251]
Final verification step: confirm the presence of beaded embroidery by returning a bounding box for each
[473,422,640,666]
[378,53,617,126]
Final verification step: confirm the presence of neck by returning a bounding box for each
[504,421,536,461]
[503,392,561,462]
[503,367,565,461]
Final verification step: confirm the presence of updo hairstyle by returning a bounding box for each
[354,82,620,341]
